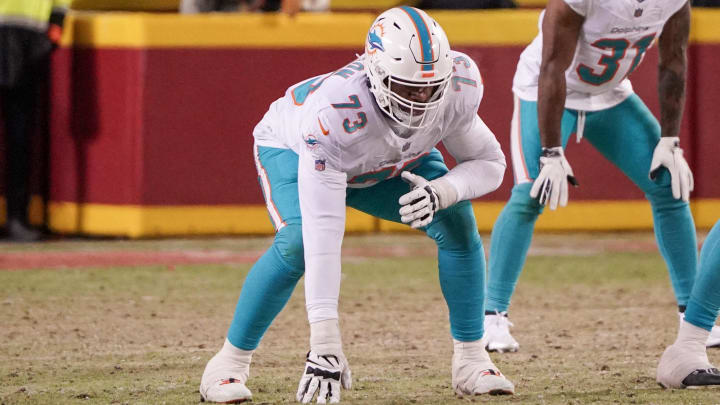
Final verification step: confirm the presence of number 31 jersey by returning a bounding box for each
[513,0,687,111]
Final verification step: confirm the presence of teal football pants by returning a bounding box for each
[685,220,720,331]
[486,94,697,313]
[227,146,486,350]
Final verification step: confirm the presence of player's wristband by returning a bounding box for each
[429,177,458,210]
[540,146,563,158]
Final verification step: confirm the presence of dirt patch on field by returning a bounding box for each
[0,246,439,270]
[0,250,260,270]
[0,231,703,270]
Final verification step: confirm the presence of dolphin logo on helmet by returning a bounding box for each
[368,29,385,53]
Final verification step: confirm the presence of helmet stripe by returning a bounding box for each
[399,6,434,71]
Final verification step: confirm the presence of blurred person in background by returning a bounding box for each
[0,0,69,241]
[419,0,516,9]
[656,219,720,388]
[691,0,720,6]
[199,6,515,403]
[180,0,328,15]
[482,0,720,360]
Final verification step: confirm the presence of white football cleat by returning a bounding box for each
[200,339,253,404]
[678,312,720,348]
[452,338,515,396]
[657,343,718,389]
[483,311,519,353]
[658,320,720,389]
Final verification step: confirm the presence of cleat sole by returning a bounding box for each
[488,389,514,395]
[486,347,518,353]
[682,369,720,387]
[200,394,251,404]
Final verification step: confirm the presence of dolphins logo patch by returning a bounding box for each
[367,23,385,54]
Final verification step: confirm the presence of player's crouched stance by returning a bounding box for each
[200,6,514,403]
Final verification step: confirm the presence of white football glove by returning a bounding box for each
[398,171,457,229]
[296,350,351,403]
[649,137,694,202]
[529,147,578,210]
[399,171,439,228]
[296,319,352,403]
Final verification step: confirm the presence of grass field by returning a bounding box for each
[1,232,719,404]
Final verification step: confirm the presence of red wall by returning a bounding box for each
[2,43,716,209]
[690,44,720,199]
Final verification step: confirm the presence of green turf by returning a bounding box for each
[1,233,718,404]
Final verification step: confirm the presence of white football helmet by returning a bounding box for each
[364,7,453,129]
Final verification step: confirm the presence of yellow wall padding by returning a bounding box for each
[62,9,542,48]
[70,0,548,12]
[63,9,720,48]
[42,199,720,237]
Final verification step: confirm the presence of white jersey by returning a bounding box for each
[254,51,505,323]
[254,50,497,190]
[513,0,687,111]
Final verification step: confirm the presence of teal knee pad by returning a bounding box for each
[274,223,305,273]
[425,200,481,251]
[644,172,686,209]
[507,183,544,217]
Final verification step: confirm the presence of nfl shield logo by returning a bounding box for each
[315,159,326,171]
[634,8,643,17]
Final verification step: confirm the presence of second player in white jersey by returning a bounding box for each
[514,0,688,110]
[485,1,720,390]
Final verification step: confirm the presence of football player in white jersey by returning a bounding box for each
[482,0,720,381]
[199,7,515,403]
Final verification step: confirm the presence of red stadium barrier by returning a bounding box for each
[2,10,718,236]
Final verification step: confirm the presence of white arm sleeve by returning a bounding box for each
[298,145,348,324]
[441,115,506,202]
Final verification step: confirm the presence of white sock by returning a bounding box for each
[675,320,711,348]
[453,338,491,362]
[220,339,253,363]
